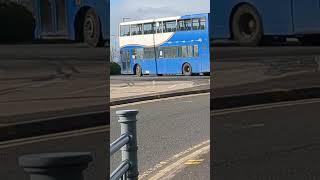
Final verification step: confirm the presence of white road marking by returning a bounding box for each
[111,93,209,109]
[67,84,107,95]
[0,125,109,149]
[239,123,265,130]
[139,140,210,180]
[212,98,320,116]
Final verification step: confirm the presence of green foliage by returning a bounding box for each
[0,2,35,43]
[110,61,121,75]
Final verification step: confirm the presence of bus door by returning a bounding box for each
[34,0,68,37]
[200,42,210,72]
[156,47,167,74]
[120,50,132,74]
[292,0,320,33]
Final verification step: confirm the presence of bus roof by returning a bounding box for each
[119,13,208,26]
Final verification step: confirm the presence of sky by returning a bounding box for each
[110,0,209,48]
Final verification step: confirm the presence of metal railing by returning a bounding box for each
[110,109,139,180]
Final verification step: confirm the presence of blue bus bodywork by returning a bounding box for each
[32,0,109,46]
[120,13,210,76]
[210,0,320,45]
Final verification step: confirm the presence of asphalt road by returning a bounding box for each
[110,93,210,177]
[212,46,320,97]
[0,126,109,180]
[212,46,320,60]
[0,44,108,121]
[212,99,320,179]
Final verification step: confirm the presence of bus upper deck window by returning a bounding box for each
[185,19,192,31]
[192,18,200,30]
[178,20,185,31]
[120,25,130,36]
[144,23,155,34]
[156,22,162,33]
[163,21,176,33]
[131,24,143,35]
[200,17,206,30]
[178,19,191,31]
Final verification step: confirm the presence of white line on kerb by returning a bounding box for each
[139,140,210,180]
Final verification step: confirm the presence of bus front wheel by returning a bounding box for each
[231,4,263,46]
[182,63,192,76]
[83,9,103,47]
[135,65,142,77]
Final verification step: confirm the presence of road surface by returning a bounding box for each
[110,93,210,179]
[0,125,109,180]
[212,99,320,179]
[0,44,108,121]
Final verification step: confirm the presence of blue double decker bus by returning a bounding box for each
[211,0,320,46]
[32,0,109,47]
[119,13,210,76]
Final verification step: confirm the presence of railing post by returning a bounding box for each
[18,152,92,180]
[116,109,139,180]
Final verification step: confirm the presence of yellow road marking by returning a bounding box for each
[185,159,204,165]
[143,141,210,180]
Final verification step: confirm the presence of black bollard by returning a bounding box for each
[19,152,92,180]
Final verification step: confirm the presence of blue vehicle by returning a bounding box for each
[32,0,109,47]
[119,13,210,76]
[211,0,320,46]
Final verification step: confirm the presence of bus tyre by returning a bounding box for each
[135,65,142,77]
[182,63,192,76]
[83,9,103,47]
[232,4,263,46]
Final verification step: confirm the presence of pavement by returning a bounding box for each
[110,75,209,101]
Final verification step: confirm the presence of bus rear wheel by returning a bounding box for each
[135,65,142,77]
[182,63,192,76]
[83,9,103,47]
[232,4,263,46]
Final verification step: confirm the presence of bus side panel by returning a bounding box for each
[165,59,201,74]
[66,1,79,40]
[92,0,109,40]
[292,0,320,34]
[138,59,157,75]
[211,0,293,39]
